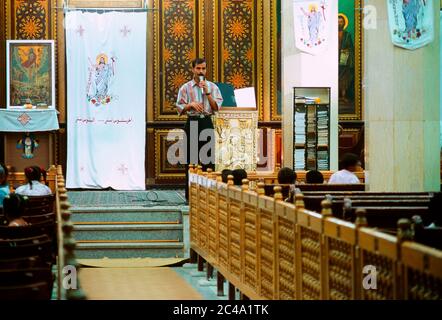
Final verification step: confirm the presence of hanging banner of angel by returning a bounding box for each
[293,0,332,55]
[387,0,434,50]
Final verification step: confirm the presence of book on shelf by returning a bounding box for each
[294,95,321,104]
[293,87,330,171]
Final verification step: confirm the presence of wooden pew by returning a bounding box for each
[357,227,401,299]
[297,184,366,192]
[300,194,434,228]
[189,169,442,300]
[274,198,297,299]
[263,184,367,199]
[211,170,366,184]
[322,216,358,299]
[256,189,277,299]
[401,242,442,299]
[6,165,57,194]
[301,193,433,213]
[0,268,53,300]
[22,212,56,224]
[0,281,52,300]
[414,227,442,250]
[0,164,82,300]
[22,194,55,216]
[0,235,53,262]
[0,220,56,240]
[0,255,51,269]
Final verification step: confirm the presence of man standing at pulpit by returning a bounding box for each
[176,58,223,201]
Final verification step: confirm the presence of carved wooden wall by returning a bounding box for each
[1,0,60,166]
[1,0,57,107]
[1,0,282,185]
[149,0,281,184]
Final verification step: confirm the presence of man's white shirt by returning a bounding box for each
[328,169,360,184]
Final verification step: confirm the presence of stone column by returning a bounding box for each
[282,0,339,170]
[364,0,440,191]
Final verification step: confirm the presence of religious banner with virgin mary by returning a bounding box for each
[293,0,332,55]
[387,0,434,50]
[65,11,147,190]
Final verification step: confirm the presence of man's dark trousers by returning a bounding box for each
[184,115,215,201]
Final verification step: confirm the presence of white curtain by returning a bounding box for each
[65,11,146,190]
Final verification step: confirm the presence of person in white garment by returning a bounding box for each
[15,166,52,196]
[328,153,361,184]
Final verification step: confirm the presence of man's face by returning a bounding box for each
[338,17,345,31]
[192,62,207,78]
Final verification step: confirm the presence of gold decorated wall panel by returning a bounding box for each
[1,0,281,183]
[153,0,198,121]
[152,0,281,122]
[0,0,6,107]
[219,0,254,91]
[67,0,143,7]
[7,0,56,40]
[154,128,186,181]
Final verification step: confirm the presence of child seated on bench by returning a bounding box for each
[15,166,52,196]
[306,170,324,184]
[277,167,296,184]
[3,193,28,227]
[232,169,247,186]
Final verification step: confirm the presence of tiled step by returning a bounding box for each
[70,207,182,223]
[76,242,185,259]
[73,224,183,241]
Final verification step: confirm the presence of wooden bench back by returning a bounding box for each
[189,170,442,300]
[211,170,366,184]
[5,165,57,194]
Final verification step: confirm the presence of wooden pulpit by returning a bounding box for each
[213,108,258,172]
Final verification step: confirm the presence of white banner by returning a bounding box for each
[388,0,434,50]
[66,11,146,190]
[293,0,331,55]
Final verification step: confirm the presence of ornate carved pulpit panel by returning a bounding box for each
[214,109,258,172]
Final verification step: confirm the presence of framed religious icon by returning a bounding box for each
[6,40,56,109]
[338,1,363,120]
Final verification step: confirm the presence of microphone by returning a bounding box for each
[199,75,205,96]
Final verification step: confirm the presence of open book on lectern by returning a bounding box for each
[215,83,256,109]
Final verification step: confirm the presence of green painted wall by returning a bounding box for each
[338,0,355,36]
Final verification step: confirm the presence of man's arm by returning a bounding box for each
[204,83,223,112]
[176,85,188,116]
[176,85,204,115]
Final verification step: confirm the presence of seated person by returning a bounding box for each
[411,215,425,231]
[306,170,324,184]
[328,153,361,184]
[221,169,233,183]
[232,169,247,186]
[3,193,29,227]
[15,166,52,196]
[0,163,10,205]
[277,167,296,184]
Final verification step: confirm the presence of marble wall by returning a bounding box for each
[364,0,440,191]
[281,0,339,170]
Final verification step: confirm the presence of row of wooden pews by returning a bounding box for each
[188,166,442,300]
[0,170,57,299]
[0,165,86,300]
[227,170,366,185]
